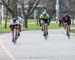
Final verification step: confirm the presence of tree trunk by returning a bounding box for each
[21,0,40,28]
[21,3,26,28]
[21,3,28,28]
[12,0,17,18]
[5,0,10,29]
[5,9,8,29]
[25,16,28,28]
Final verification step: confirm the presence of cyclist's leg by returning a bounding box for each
[17,24,20,36]
[15,24,20,38]
[45,20,48,35]
[14,29,18,41]
[65,24,70,38]
[18,24,21,36]
[41,20,44,31]
[19,24,21,32]
[67,24,70,33]
[64,23,68,34]
[66,25,70,38]
[65,23,70,32]
[68,25,71,31]
[41,21,46,36]
[14,24,18,41]
[64,24,66,30]
[10,25,15,42]
[67,25,69,32]
[43,22,48,36]
[12,30,14,42]
[45,23,48,35]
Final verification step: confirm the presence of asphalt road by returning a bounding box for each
[0,28,75,60]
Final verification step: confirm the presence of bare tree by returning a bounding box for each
[1,0,18,28]
[1,0,13,16]
[21,0,40,28]
[1,0,40,29]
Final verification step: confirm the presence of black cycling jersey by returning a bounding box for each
[62,15,71,25]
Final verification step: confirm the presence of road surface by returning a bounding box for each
[0,28,75,60]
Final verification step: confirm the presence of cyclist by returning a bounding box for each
[39,10,50,36]
[10,17,21,43]
[62,13,71,31]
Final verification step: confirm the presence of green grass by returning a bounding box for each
[70,29,75,33]
[0,24,10,33]
[0,19,75,33]
[70,24,75,33]
[28,19,60,29]
[28,23,59,30]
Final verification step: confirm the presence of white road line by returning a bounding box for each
[0,39,16,60]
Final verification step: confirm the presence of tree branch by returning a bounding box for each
[28,0,40,16]
[27,1,35,16]
[1,0,13,14]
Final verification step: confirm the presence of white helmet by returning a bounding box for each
[42,10,47,14]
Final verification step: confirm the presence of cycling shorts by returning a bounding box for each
[10,24,21,31]
[64,20,71,25]
[41,19,48,24]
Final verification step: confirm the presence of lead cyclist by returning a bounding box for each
[39,10,51,36]
[10,17,21,43]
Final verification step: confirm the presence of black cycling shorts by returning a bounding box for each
[64,20,71,25]
[42,19,48,24]
[10,24,21,31]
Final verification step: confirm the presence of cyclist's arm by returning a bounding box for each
[67,16,71,25]
[39,18,41,26]
[48,18,51,25]
[47,14,50,25]
[68,18,71,25]
[39,14,43,26]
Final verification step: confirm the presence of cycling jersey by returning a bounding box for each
[39,13,50,24]
[62,15,71,25]
[40,14,49,19]
[10,19,21,31]
[10,19,20,25]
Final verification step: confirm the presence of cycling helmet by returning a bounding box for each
[13,18,16,23]
[42,10,47,15]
